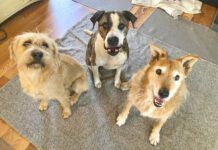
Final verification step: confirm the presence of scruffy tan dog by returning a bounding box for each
[116,44,199,145]
[10,32,88,118]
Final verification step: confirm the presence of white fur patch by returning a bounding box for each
[95,33,107,66]
[95,33,127,69]
[141,106,155,117]
[105,13,125,48]
[166,70,182,100]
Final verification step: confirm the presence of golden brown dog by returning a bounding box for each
[116,44,199,145]
[10,32,88,118]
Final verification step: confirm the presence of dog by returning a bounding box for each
[116,44,199,145]
[10,32,88,118]
[85,10,137,90]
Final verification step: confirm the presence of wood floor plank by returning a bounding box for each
[192,4,217,27]
[25,143,36,150]
[2,128,29,150]
[0,138,13,150]
[182,13,194,21]
[0,59,16,78]
[4,65,17,79]
[12,136,30,150]
[0,119,10,137]
[0,76,9,88]
[0,39,13,66]
[130,5,141,14]
[2,128,21,145]
[130,6,155,28]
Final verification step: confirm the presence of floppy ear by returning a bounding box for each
[50,39,58,56]
[122,11,137,28]
[51,40,61,69]
[149,44,167,62]
[177,55,199,75]
[90,10,105,29]
[9,38,18,61]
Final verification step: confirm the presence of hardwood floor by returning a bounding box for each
[0,0,217,149]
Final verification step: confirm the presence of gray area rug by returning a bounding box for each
[0,12,218,150]
[72,0,132,11]
[141,9,218,65]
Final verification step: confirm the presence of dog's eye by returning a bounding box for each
[102,22,110,29]
[42,42,49,48]
[118,23,125,30]
[156,69,162,75]
[23,40,32,47]
[175,75,180,81]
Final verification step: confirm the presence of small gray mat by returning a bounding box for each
[0,13,218,150]
[72,0,132,11]
[141,9,218,65]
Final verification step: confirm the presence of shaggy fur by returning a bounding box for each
[116,44,199,145]
[10,32,88,118]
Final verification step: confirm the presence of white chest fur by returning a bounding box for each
[19,70,42,98]
[95,33,127,70]
[140,106,155,117]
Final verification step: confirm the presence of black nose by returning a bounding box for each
[158,87,169,98]
[31,51,43,60]
[107,36,119,47]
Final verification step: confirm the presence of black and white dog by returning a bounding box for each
[85,10,137,89]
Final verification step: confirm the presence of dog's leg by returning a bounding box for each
[39,99,48,111]
[70,76,88,105]
[57,94,72,118]
[149,118,167,146]
[120,81,130,91]
[114,67,122,89]
[60,98,72,119]
[116,99,133,126]
[114,67,129,91]
[71,93,80,106]
[91,66,102,88]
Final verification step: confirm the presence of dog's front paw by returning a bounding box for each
[95,81,102,88]
[120,82,130,91]
[115,82,129,91]
[70,94,79,106]
[116,114,127,127]
[39,102,48,111]
[114,81,121,89]
[62,108,72,119]
[149,132,160,146]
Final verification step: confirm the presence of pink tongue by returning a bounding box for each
[157,98,164,103]
[109,48,115,52]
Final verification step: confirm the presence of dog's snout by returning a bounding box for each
[158,87,169,98]
[107,36,119,46]
[31,51,43,60]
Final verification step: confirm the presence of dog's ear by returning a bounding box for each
[50,40,61,69]
[149,44,167,62]
[90,10,105,29]
[50,40,58,56]
[177,55,199,75]
[9,37,18,61]
[122,11,137,28]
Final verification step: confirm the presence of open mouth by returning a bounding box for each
[153,97,164,107]
[104,45,122,56]
[27,61,45,68]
